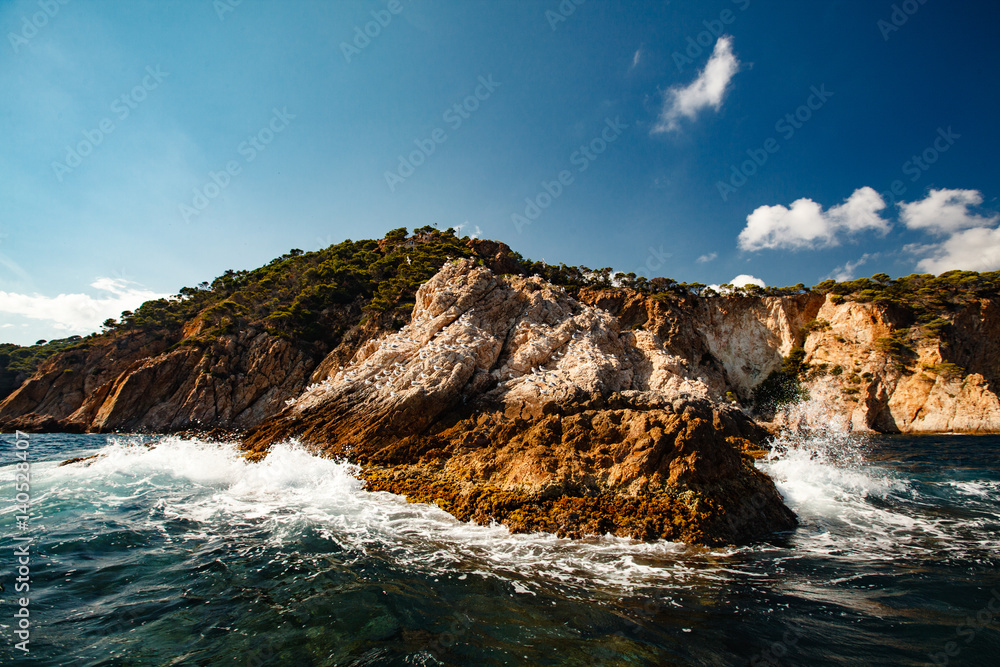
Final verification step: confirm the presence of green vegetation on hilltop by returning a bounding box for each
[814,270,1000,320]
[0,336,83,400]
[516,261,811,299]
[5,229,1000,403]
[100,226,475,348]
[813,270,1000,375]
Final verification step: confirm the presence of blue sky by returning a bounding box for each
[1,0,998,345]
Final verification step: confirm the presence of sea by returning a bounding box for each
[1,417,999,665]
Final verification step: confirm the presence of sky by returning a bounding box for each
[1,0,998,345]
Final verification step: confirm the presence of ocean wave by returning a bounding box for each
[26,436,735,596]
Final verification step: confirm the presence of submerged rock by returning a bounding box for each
[242,260,797,545]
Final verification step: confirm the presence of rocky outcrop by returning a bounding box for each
[0,327,316,433]
[780,298,1000,433]
[576,286,1000,434]
[4,234,999,544]
[576,288,825,401]
[242,260,797,545]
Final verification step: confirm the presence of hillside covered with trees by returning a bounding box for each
[2,227,998,406]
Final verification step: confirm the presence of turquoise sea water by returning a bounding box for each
[1,428,998,665]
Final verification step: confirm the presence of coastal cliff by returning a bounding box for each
[2,230,998,543]
[575,288,1000,434]
[241,259,796,544]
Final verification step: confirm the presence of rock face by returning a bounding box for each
[781,297,1000,433]
[4,242,999,543]
[242,260,797,545]
[0,327,315,433]
[575,288,1000,435]
[575,288,825,403]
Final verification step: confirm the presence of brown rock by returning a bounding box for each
[0,327,316,433]
[242,260,797,545]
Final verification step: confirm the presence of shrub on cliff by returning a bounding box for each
[751,347,808,419]
[875,330,917,371]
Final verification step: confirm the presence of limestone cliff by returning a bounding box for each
[573,287,1000,434]
[0,326,316,433]
[781,297,1000,433]
[241,260,797,544]
[3,255,996,438]
[5,238,998,544]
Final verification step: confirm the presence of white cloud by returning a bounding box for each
[697,252,718,263]
[738,187,889,251]
[0,278,168,335]
[829,253,876,282]
[653,36,740,133]
[709,274,765,293]
[900,188,999,235]
[632,48,642,68]
[730,274,765,289]
[900,189,1000,273]
[909,226,1000,273]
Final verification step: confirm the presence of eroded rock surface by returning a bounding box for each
[242,260,797,544]
[0,328,314,433]
[778,297,1000,433]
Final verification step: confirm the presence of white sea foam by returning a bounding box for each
[759,399,1000,561]
[16,417,997,594]
[29,436,721,595]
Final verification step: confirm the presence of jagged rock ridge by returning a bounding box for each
[242,260,797,544]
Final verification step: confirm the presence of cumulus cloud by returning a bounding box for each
[653,36,740,133]
[731,274,765,288]
[900,189,1000,273]
[909,226,1000,274]
[738,187,889,251]
[709,274,765,293]
[696,252,718,263]
[900,188,999,235]
[0,278,168,334]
